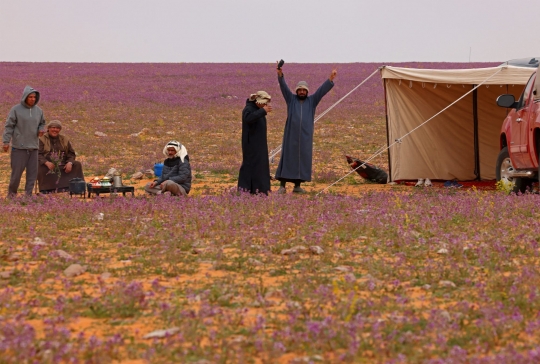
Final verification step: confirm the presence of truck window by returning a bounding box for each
[516,74,535,109]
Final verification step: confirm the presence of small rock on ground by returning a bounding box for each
[309,246,324,255]
[438,280,456,288]
[30,237,47,246]
[247,258,264,266]
[280,245,308,255]
[335,266,353,273]
[64,264,86,277]
[131,172,144,179]
[143,327,180,339]
[144,169,154,178]
[54,250,73,260]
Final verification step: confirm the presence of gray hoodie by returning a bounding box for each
[3,86,46,149]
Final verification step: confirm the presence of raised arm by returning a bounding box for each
[311,69,337,106]
[277,61,294,104]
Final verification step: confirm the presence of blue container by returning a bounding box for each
[154,163,164,177]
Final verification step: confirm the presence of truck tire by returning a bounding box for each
[495,147,531,193]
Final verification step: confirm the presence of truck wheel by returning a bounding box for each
[495,147,530,193]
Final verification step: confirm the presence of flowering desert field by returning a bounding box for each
[2,62,540,363]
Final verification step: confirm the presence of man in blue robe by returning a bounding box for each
[275,64,337,193]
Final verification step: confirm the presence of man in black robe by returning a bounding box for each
[275,64,337,193]
[238,91,272,195]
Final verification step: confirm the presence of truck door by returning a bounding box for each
[511,74,535,167]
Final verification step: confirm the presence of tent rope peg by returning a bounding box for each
[446,84,451,88]
[421,82,426,88]
[433,83,437,89]
[395,138,403,144]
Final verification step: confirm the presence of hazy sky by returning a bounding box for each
[1,0,539,63]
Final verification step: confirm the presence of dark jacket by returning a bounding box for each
[156,155,192,194]
[238,100,270,194]
[3,86,46,149]
[38,133,76,165]
[275,75,334,182]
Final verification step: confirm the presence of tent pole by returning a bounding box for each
[383,79,392,181]
[473,86,480,180]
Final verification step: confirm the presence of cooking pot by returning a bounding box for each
[100,177,112,187]
[69,177,86,195]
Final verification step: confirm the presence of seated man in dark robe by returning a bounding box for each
[37,120,85,193]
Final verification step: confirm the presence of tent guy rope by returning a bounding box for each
[316,66,506,196]
[268,68,380,162]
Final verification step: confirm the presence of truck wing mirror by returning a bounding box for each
[496,94,517,109]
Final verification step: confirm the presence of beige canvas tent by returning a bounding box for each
[380,65,536,181]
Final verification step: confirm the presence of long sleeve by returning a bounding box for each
[243,107,267,124]
[3,109,16,144]
[38,139,48,165]
[38,113,46,133]
[310,79,334,107]
[155,166,173,185]
[278,75,294,104]
[170,160,191,184]
[65,141,76,164]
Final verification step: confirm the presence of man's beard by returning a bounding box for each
[297,94,307,100]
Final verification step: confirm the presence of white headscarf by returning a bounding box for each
[163,140,188,162]
[249,91,271,105]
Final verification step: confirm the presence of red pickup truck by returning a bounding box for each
[496,65,540,192]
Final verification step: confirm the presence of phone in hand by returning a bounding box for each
[277,59,284,70]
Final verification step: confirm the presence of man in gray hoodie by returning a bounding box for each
[3,86,46,197]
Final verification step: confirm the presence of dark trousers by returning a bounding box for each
[8,148,38,197]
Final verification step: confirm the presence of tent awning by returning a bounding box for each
[380,65,534,85]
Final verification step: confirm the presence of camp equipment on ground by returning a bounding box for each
[345,155,388,184]
[154,163,164,177]
[69,177,86,197]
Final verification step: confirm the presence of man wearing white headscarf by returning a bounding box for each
[144,140,192,196]
[238,91,272,195]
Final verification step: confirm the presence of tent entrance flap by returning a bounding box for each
[381,65,534,182]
